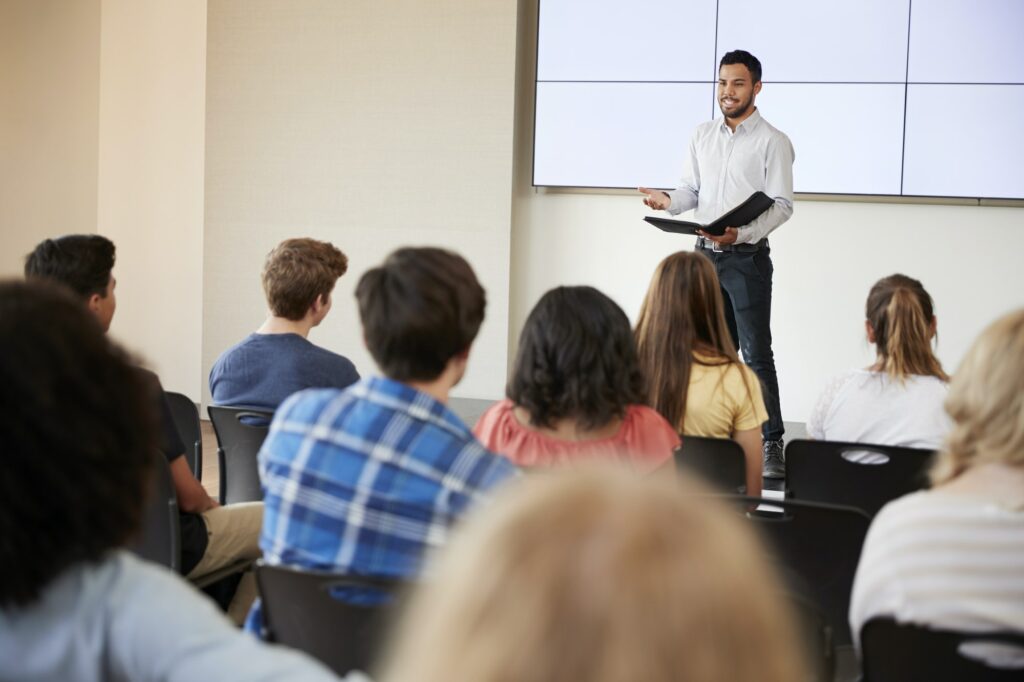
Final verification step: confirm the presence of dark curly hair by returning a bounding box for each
[356,247,486,382]
[24,234,115,300]
[508,286,646,431]
[0,280,157,608]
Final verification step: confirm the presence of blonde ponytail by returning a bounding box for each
[866,274,948,382]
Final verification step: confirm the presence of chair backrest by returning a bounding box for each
[207,405,273,505]
[165,391,203,479]
[787,592,835,682]
[255,562,405,676]
[674,435,747,493]
[128,452,181,572]
[727,496,871,646]
[786,439,935,517]
[861,617,1024,681]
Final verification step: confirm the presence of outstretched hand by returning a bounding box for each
[638,187,671,211]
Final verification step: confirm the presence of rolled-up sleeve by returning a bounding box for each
[737,132,795,244]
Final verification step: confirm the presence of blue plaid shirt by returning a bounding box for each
[245,376,518,634]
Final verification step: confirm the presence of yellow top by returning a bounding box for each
[681,353,768,438]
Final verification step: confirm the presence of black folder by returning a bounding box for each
[643,191,774,236]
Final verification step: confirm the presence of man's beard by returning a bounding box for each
[720,96,753,119]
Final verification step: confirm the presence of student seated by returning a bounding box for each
[850,309,1024,668]
[210,238,359,412]
[247,247,518,634]
[633,252,766,493]
[0,281,338,682]
[807,274,950,449]
[379,467,807,682]
[473,286,679,472]
[25,235,262,622]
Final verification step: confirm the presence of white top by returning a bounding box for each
[0,551,340,682]
[850,490,1024,665]
[807,370,951,450]
[666,109,795,244]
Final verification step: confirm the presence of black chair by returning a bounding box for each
[726,496,871,647]
[129,452,181,573]
[861,617,1024,681]
[129,452,254,588]
[785,439,935,517]
[165,391,203,479]
[207,405,273,504]
[674,435,747,493]
[255,562,406,676]
[787,592,836,682]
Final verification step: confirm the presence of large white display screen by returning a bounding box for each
[533,0,1024,200]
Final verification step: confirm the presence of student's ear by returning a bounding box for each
[929,316,937,340]
[87,293,103,315]
[864,319,876,344]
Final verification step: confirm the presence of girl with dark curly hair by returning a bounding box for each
[474,286,679,471]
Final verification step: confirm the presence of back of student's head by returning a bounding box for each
[0,280,156,609]
[262,238,348,320]
[865,274,947,381]
[380,467,806,682]
[932,308,1024,485]
[24,234,115,300]
[635,251,738,428]
[355,247,485,382]
[508,286,645,430]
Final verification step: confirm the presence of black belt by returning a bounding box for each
[697,236,768,253]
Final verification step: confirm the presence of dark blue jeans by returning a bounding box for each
[697,245,784,441]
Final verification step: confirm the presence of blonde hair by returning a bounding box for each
[932,309,1024,485]
[379,468,806,682]
[865,274,947,381]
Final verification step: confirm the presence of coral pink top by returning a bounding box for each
[473,400,680,472]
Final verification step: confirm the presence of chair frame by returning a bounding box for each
[785,439,935,517]
[164,391,203,479]
[207,405,274,505]
[674,435,748,494]
[724,495,871,647]
[861,616,1024,681]
[255,561,406,676]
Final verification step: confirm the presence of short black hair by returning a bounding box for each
[24,234,116,299]
[0,280,157,608]
[508,286,646,431]
[720,50,762,83]
[355,247,486,382]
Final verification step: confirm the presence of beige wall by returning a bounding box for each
[510,0,1024,422]
[97,0,207,398]
[202,0,519,404]
[0,0,100,275]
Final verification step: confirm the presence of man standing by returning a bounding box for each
[639,50,795,478]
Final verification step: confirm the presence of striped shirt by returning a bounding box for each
[850,488,1024,663]
[244,377,518,634]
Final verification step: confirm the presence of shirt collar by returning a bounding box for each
[719,108,762,135]
[357,375,473,438]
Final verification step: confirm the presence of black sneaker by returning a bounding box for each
[762,439,786,479]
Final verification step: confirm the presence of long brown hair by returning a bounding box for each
[379,467,807,682]
[634,251,742,430]
[865,274,948,381]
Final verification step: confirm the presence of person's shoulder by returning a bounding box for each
[692,118,722,139]
[623,405,681,443]
[304,340,358,372]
